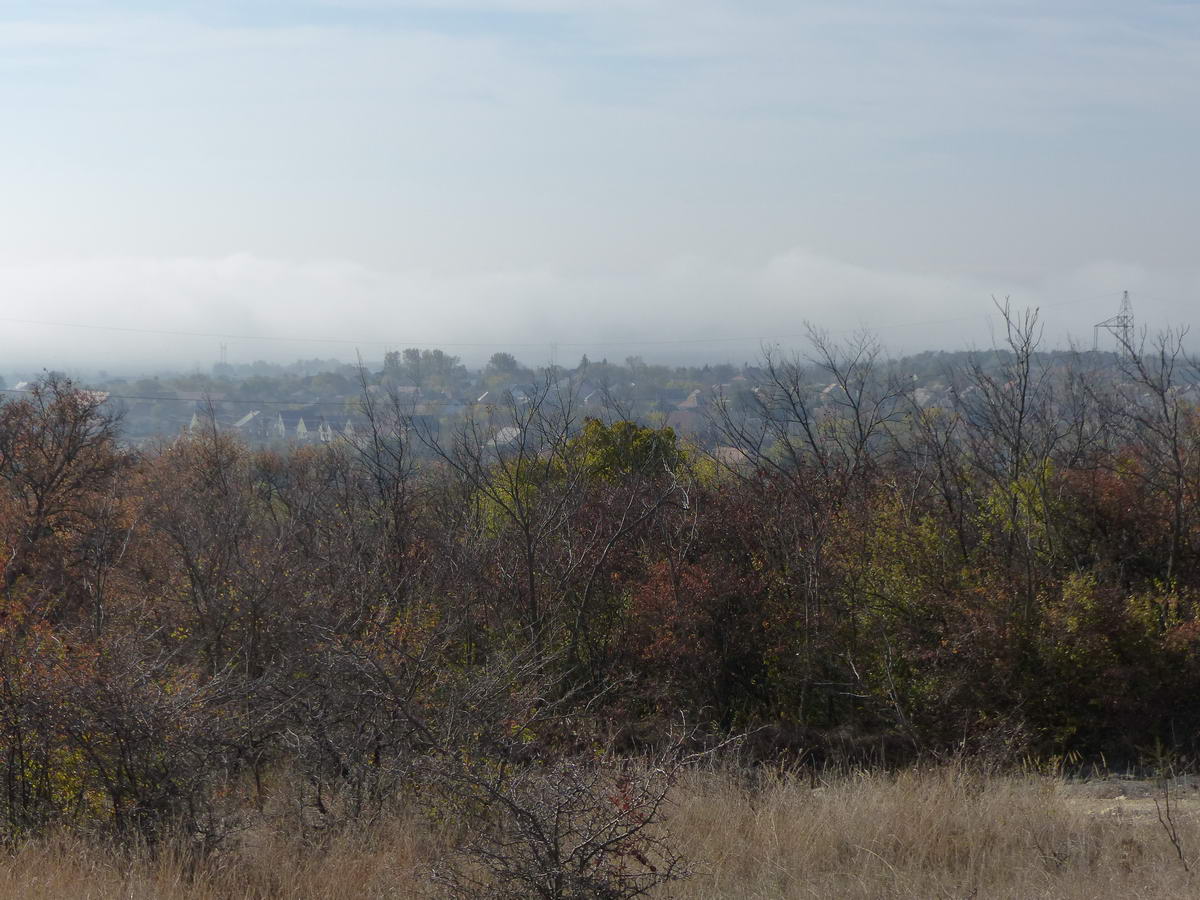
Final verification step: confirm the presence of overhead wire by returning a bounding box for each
[0,290,1132,351]
[0,292,1144,408]
[0,388,356,406]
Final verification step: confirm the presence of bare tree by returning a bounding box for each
[712,328,902,493]
[952,301,1066,619]
[1101,325,1200,581]
[419,374,585,639]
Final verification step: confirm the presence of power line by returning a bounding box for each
[0,316,398,347]
[0,388,353,407]
[0,291,1139,407]
[0,314,780,348]
[0,291,1132,351]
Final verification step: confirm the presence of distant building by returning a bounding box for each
[665,410,708,441]
[186,409,240,434]
[276,409,313,441]
[490,426,522,452]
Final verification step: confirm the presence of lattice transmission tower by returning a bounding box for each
[1093,290,1134,353]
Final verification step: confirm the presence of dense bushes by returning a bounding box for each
[5,316,1200,863]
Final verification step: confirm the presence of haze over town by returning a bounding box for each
[3,0,1199,370]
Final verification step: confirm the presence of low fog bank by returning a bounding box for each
[1,249,1195,374]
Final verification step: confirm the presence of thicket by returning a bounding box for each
[3,306,1200,891]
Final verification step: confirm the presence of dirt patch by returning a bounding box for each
[1060,776,1200,821]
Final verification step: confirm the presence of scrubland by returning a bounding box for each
[1,766,1196,899]
[8,321,1200,898]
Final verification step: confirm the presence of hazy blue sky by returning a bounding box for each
[2,0,1199,369]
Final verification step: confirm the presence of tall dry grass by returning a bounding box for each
[0,766,1195,898]
[673,766,1198,898]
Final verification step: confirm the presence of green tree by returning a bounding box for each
[486,352,521,377]
[570,418,680,481]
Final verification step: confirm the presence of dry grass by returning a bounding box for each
[674,766,1199,898]
[0,766,1196,899]
[0,813,435,900]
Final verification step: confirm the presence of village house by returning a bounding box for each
[275,409,314,441]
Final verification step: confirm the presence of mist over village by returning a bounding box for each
[3,2,1200,898]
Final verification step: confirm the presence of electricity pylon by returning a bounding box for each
[1094,290,1134,354]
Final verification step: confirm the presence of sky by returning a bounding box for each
[2,0,1199,371]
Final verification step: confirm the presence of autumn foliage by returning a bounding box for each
[5,321,1200,861]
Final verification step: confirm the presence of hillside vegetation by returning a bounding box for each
[4,308,1200,894]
